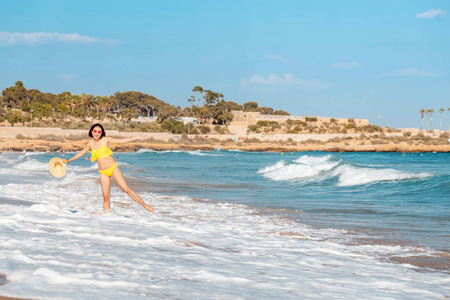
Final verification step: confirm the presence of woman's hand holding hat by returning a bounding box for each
[49,158,67,178]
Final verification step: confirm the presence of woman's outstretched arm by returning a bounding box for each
[106,134,145,144]
[63,144,91,164]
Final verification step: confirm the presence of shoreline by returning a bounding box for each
[0,273,28,300]
[1,138,449,153]
[1,127,449,153]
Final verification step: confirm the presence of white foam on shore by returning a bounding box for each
[13,159,48,172]
[0,153,448,299]
[0,180,448,299]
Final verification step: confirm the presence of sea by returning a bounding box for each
[0,149,448,299]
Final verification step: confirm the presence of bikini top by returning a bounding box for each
[91,143,113,162]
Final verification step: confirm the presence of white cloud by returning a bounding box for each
[0,31,121,45]
[61,74,75,80]
[331,61,361,69]
[241,73,328,88]
[264,54,284,60]
[395,67,437,77]
[246,73,299,85]
[416,9,446,19]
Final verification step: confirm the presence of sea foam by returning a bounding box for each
[333,164,432,187]
[13,159,48,172]
[259,154,432,186]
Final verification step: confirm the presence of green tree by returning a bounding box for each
[273,110,290,115]
[243,101,259,111]
[5,111,20,127]
[31,103,53,120]
[260,107,274,115]
[19,113,30,126]
[2,81,28,109]
[187,95,196,107]
[191,106,209,124]
[119,108,139,123]
[112,91,169,118]
[156,104,178,122]
[161,119,187,134]
[224,101,243,111]
[203,90,220,106]
[80,93,96,114]
[192,86,204,107]
[64,94,80,113]
[210,100,233,125]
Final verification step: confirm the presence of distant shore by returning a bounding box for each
[1,131,449,153]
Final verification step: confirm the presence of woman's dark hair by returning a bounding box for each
[89,123,106,138]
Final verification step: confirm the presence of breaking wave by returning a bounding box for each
[259,155,432,186]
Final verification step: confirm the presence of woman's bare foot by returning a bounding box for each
[144,205,154,213]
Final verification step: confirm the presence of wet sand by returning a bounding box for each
[0,273,29,300]
[0,297,29,300]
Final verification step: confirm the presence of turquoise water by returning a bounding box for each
[120,150,449,253]
[0,150,449,299]
[1,150,448,253]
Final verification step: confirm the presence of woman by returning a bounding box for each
[62,123,154,213]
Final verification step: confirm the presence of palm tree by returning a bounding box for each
[448,107,450,132]
[439,108,444,132]
[426,109,430,130]
[81,94,96,114]
[99,96,109,114]
[420,109,425,131]
[107,95,113,114]
[65,94,79,113]
[430,109,434,131]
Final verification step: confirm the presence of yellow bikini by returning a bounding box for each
[91,144,117,177]
[98,164,117,177]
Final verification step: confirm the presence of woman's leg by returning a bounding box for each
[99,173,112,212]
[112,166,154,212]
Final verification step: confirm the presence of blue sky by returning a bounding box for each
[1,0,449,129]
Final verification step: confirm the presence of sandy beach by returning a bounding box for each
[1,127,449,153]
[2,138,450,153]
[1,137,449,154]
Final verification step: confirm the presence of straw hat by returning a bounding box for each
[48,157,67,178]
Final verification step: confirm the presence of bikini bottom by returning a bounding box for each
[99,164,118,177]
